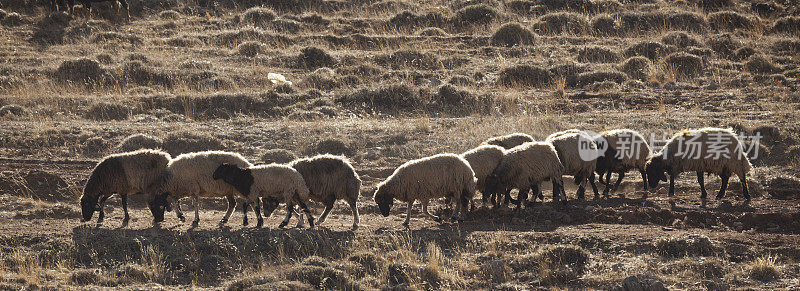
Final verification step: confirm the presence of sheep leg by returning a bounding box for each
[668,173,676,197]
[739,172,750,200]
[316,201,334,225]
[460,189,469,220]
[348,199,359,230]
[526,184,540,207]
[402,201,414,227]
[96,195,109,224]
[611,171,625,194]
[279,202,293,229]
[296,198,314,228]
[697,171,708,200]
[251,197,263,228]
[716,172,730,200]
[589,173,600,200]
[220,195,236,226]
[173,197,185,222]
[450,195,462,222]
[640,170,648,191]
[516,186,529,210]
[422,200,441,223]
[121,194,129,227]
[192,196,200,227]
[576,176,586,200]
[241,198,250,227]
[602,171,613,197]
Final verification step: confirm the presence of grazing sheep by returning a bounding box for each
[373,153,477,227]
[645,128,752,200]
[148,151,253,226]
[485,141,566,208]
[460,145,505,210]
[81,149,171,226]
[483,133,535,149]
[595,129,652,196]
[288,154,362,230]
[212,163,314,228]
[546,130,600,200]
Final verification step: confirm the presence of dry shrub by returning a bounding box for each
[533,12,589,35]
[91,31,143,44]
[303,67,339,90]
[1,12,25,26]
[180,60,213,70]
[117,134,163,152]
[764,176,800,199]
[746,55,780,74]
[533,244,590,285]
[0,9,7,20]
[748,255,780,282]
[622,56,652,81]
[272,18,301,33]
[491,22,534,47]
[690,0,731,10]
[624,41,673,61]
[499,64,553,88]
[310,138,351,155]
[237,41,265,57]
[199,255,233,283]
[664,52,703,80]
[666,11,707,32]
[0,104,28,117]
[771,16,800,35]
[165,36,201,47]
[577,46,620,63]
[69,269,114,286]
[591,14,621,36]
[708,11,756,31]
[655,234,717,258]
[507,0,536,15]
[706,33,740,59]
[481,260,511,283]
[162,131,223,156]
[82,136,109,157]
[418,27,448,36]
[121,61,173,88]
[451,4,499,27]
[376,49,440,70]
[241,7,277,27]
[158,10,181,19]
[576,70,627,87]
[771,39,800,55]
[55,58,105,84]
[299,46,335,69]
[619,11,667,33]
[663,258,725,279]
[336,84,421,114]
[261,149,296,164]
[661,31,701,48]
[432,84,491,115]
[389,11,447,28]
[285,265,359,290]
[85,102,132,121]
[348,252,386,275]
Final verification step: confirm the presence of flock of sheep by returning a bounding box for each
[80,127,753,229]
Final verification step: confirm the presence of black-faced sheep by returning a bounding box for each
[546,130,600,200]
[460,145,505,210]
[485,141,566,208]
[81,149,171,226]
[289,154,362,230]
[482,133,535,149]
[645,127,752,200]
[373,153,476,227]
[595,129,652,196]
[212,163,314,228]
[148,151,253,226]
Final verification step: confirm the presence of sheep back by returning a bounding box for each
[461,145,505,191]
[376,153,477,203]
[483,133,535,149]
[547,131,597,180]
[161,151,253,198]
[249,164,310,202]
[599,129,651,170]
[659,127,752,177]
[493,142,564,188]
[83,149,171,199]
[290,154,361,204]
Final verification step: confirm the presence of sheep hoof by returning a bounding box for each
[192,220,199,227]
[402,221,410,228]
[121,219,129,228]
[256,221,263,228]
[278,222,288,229]
[351,224,358,231]
[433,216,442,223]
[178,215,185,222]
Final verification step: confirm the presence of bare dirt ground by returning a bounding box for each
[1,0,800,289]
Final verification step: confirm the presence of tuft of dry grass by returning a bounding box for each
[747,254,781,282]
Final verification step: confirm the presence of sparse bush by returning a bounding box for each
[591,14,621,36]
[348,252,386,275]
[310,138,351,155]
[92,31,143,44]
[499,64,553,88]
[577,46,620,63]
[378,49,440,70]
[85,102,131,121]
[733,46,757,61]
[706,34,740,59]
[180,60,213,70]
[162,131,223,156]
[261,149,296,164]
[481,260,511,283]
[708,11,756,31]
[664,52,704,80]
[0,104,28,117]
[199,255,233,283]
[771,39,800,55]
[82,136,109,157]
[491,22,534,47]
[620,11,667,33]
[117,134,163,152]
[666,11,707,32]
[0,9,6,20]
[69,269,107,286]
[390,11,447,28]
[56,58,105,84]
[1,12,25,26]
[303,67,339,90]
[533,12,589,35]
[661,31,701,48]
[121,61,173,88]
[746,55,780,74]
[771,16,800,35]
[299,46,335,69]
[449,75,473,86]
[577,70,627,87]
[165,36,201,47]
[507,0,536,15]
[285,265,357,290]
[655,234,716,258]
[625,41,672,61]
[748,255,780,282]
[272,18,301,33]
[336,84,421,114]
[159,10,181,19]
[237,41,265,57]
[691,0,731,10]
[533,244,590,284]
[452,4,499,27]
[241,7,277,27]
[622,56,652,81]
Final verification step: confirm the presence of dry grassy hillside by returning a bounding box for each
[0,0,799,289]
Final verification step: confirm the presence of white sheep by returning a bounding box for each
[148,151,253,226]
[373,153,477,227]
[460,145,505,210]
[212,163,314,228]
[482,133,535,149]
[485,141,566,208]
[81,149,171,227]
[595,129,652,196]
[546,130,600,200]
[645,127,752,200]
[289,154,362,230]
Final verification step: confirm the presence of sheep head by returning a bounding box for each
[80,195,100,222]
[261,197,280,217]
[373,186,393,217]
[213,163,254,197]
[148,193,170,223]
[645,153,668,188]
